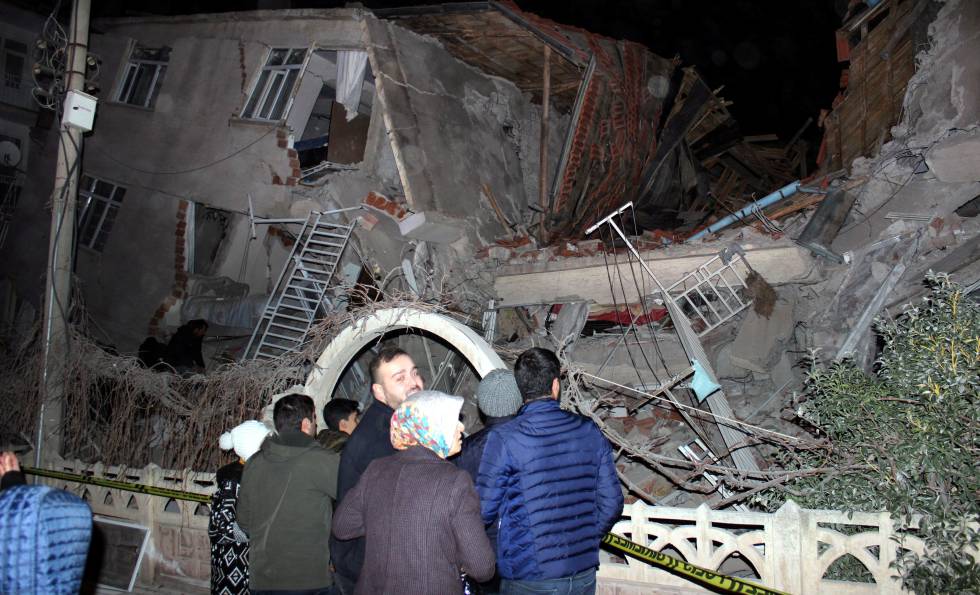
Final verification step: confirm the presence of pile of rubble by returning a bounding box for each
[472,0,980,508]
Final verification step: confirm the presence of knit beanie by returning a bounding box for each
[390,390,464,459]
[477,369,522,418]
[219,420,271,461]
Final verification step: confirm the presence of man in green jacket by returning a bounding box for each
[238,393,340,594]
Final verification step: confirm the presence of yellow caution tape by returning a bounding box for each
[23,466,211,503]
[23,467,787,594]
[602,532,790,595]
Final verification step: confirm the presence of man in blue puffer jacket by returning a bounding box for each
[476,347,623,595]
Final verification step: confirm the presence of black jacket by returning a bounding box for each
[453,415,515,550]
[164,325,205,370]
[0,470,25,491]
[331,400,396,582]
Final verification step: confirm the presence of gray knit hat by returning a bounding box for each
[477,369,523,418]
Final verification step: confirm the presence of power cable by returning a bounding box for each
[600,225,661,389]
[611,211,664,385]
[624,208,673,376]
[90,125,277,176]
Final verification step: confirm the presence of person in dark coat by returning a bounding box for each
[316,398,360,453]
[238,394,340,595]
[331,347,423,593]
[452,368,522,594]
[209,420,270,595]
[165,319,208,374]
[476,348,623,595]
[333,390,495,595]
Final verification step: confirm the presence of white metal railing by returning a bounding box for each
[665,252,752,336]
[599,500,927,594]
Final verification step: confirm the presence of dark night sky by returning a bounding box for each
[83,0,845,141]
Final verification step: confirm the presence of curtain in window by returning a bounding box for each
[336,50,368,121]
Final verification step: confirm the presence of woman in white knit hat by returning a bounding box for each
[209,420,270,595]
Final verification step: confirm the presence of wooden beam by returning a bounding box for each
[539,44,552,239]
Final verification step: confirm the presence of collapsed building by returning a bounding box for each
[0,0,978,592]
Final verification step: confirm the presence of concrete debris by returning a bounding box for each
[549,302,590,349]
[398,211,464,244]
[925,130,980,183]
[728,293,795,375]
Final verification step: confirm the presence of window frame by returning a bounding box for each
[2,38,28,90]
[114,44,170,109]
[77,175,125,252]
[240,47,308,122]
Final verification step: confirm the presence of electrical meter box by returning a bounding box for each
[63,90,98,132]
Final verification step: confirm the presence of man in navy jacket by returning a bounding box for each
[476,347,623,594]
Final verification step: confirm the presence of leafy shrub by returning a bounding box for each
[757,273,979,593]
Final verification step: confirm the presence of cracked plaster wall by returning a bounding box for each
[7,11,377,351]
[364,16,568,250]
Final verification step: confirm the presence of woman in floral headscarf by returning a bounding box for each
[333,390,495,595]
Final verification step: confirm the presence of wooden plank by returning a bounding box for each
[766,193,826,220]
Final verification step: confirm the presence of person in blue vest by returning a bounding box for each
[476,347,623,595]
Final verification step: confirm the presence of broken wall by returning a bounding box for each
[363,15,567,249]
[16,10,385,351]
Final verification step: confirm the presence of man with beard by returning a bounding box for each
[330,346,423,593]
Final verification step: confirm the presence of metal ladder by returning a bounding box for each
[243,212,354,361]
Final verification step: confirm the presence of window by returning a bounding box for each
[2,39,27,89]
[78,176,125,252]
[242,48,307,121]
[115,45,170,108]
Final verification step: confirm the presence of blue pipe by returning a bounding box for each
[687,180,801,242]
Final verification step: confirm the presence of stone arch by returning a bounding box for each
[266,308,506,430]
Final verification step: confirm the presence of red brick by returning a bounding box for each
[286,177,297,186]
[271,174,283,185]
[291,168,301,178]
[277,139,288,148]
[287,149,297,158]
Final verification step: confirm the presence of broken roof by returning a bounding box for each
[375,1,591,112]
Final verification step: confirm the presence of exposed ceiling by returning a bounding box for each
[377,2,585,112]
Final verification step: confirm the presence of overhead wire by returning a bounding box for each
[578,370,803,444]
[599,225,656,393]
[90,126,278,176]
[623,208,673,376]
[609,210,664,386]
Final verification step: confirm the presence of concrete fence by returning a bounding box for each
[598,499,926,594]
[39,457,926,594]
[40,457,217,591]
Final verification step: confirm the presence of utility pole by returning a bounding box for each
[37,0,91,467]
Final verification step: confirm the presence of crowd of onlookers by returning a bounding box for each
[0,344,622,595]
[210,346,622,595]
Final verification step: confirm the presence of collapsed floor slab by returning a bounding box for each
[492,238,815,307]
